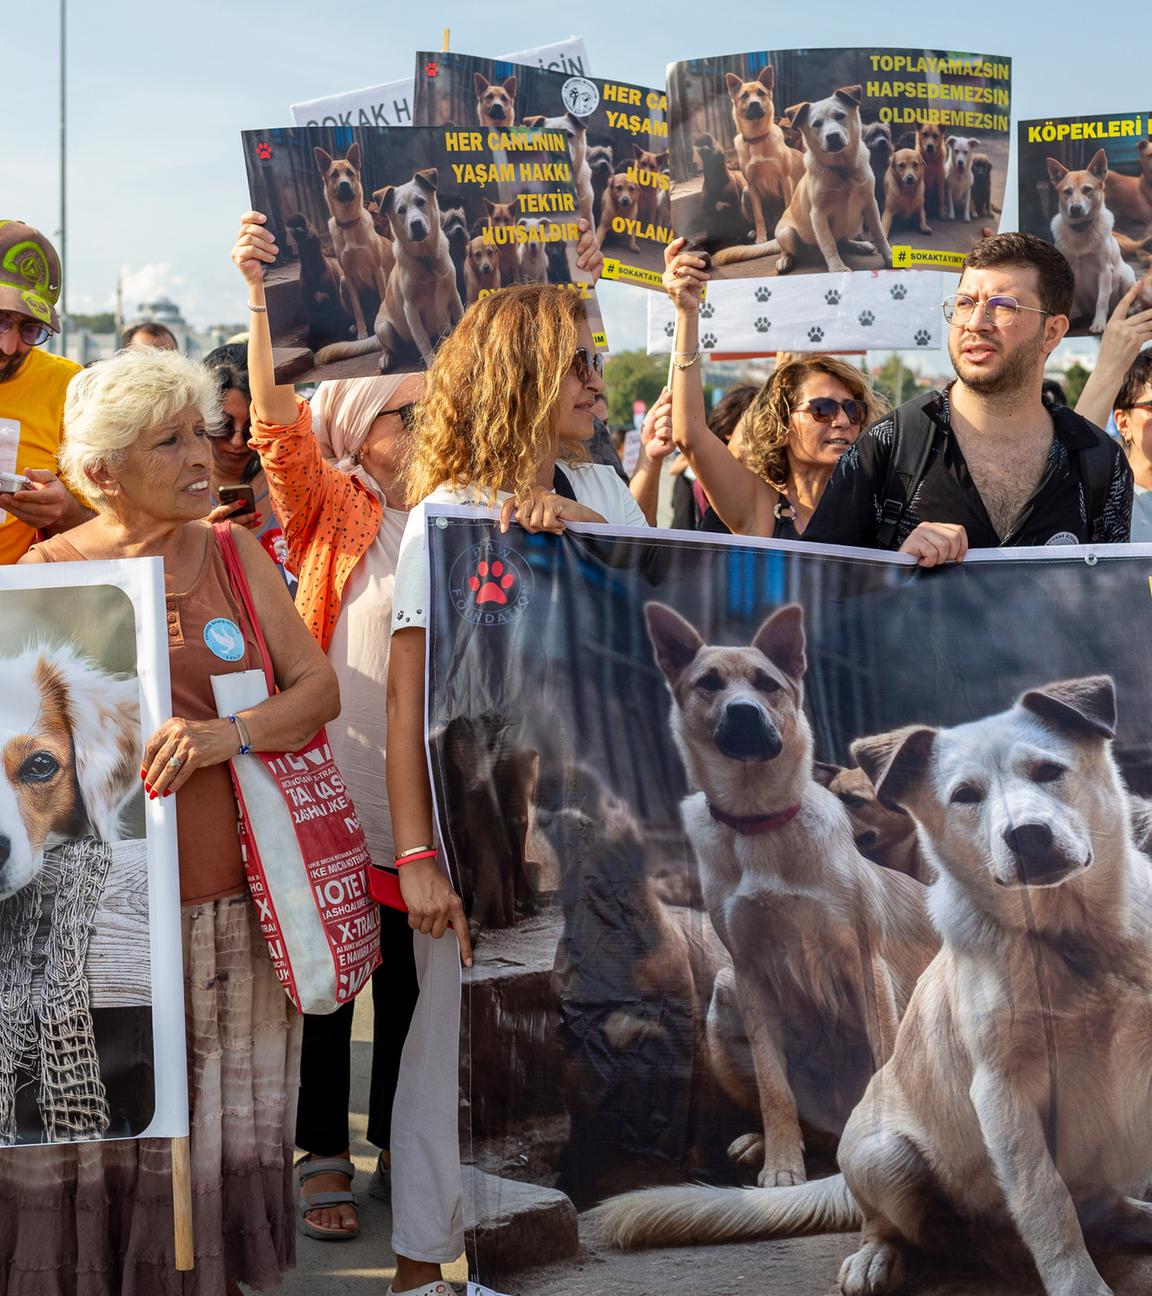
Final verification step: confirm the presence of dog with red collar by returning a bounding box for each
[645,601,938,1187]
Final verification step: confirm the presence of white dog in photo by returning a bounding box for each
[0,645,140,900]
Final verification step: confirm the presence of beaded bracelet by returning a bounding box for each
[228,713,252,755]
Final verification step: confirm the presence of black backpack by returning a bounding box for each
[874,391,1113,549]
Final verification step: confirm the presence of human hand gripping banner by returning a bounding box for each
[665,47,1012,352]
[414,50,671,290]
[1017,110,1152,338]
[424,506,1152,1296]
[241,124,605,383]
[0,559,186,1146]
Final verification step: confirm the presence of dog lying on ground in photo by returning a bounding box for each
[316,167,463,371]
[1048,149,1135,333]
[313,143,394,342]
[641,602,938,1186]
[713,86,893,274]
[0,646,140,901]
[593,674,1152,1296]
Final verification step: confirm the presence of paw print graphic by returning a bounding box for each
[858,310,875,327]
[914,329,932,346]
[824,289,842,305]
[424,60,440,77]
[754,286,771,302]
[807,326,824,344]
[700,301,716,319]
[255,141,273,161]
[754,317,771,333]
[468,559,515,607]
[664,320,675,337]
[701,331,718,350]
[890,283,908,300]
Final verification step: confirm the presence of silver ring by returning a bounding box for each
[168,754,183,770]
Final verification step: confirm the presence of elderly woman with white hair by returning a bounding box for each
[232,213,423,1242]
[16,345,339,1296]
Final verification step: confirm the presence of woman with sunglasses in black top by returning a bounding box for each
[660,238,886,538]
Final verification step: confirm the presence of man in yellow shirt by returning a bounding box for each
[0,221,90,563]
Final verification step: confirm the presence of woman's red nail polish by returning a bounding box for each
[148,790,158,800]
[140,768,148,780]
[162,789,172,798]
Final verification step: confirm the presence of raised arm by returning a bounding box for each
[1075,280,1152,429]
[662,239,776,536]
[232,211,298,427]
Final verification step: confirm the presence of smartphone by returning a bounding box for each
[218,484,256,517]
[0,471,31,494]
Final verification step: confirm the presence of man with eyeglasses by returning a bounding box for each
[806,232,1132,563]
[0,221,91,562]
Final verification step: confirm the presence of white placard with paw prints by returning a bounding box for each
[647,270,945,354]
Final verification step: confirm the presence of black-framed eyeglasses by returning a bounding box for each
[379,402,417,431]
[0,314,51,347]
[942,294,1051,328]
[572,346,605,384]
[796,397,866,426]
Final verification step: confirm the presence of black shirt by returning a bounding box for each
[804,385,1133,549]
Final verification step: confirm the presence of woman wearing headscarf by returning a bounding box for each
[233,216,422,1240]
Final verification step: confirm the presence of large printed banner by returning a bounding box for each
[666,47,1011,352]
[0,560,186,1146]
[288,37,590,128]
[242,124,605,383]
[424,507,1152,1296]
[413,51,671,289]
[1017,110,1152,337]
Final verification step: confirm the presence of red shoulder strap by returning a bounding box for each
[212,523,276,693]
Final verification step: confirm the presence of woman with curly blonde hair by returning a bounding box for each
[661,238,887,537]
[386,281,639,1296]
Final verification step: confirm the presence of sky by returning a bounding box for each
[7,0,1149,363]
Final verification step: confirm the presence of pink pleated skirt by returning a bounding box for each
[0,894,301,1295]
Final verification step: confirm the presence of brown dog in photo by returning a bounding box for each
[313,143,394,341]
[474,72,516,129]
[598,170,642,250]
[916,120,948,220]
[725,66,801,244]
[462,233,501,304]
[970,152,996,219]
[482,197,521,287]
[812,761,930,882]
[881,147,931,238]
[1107,139,1152,230]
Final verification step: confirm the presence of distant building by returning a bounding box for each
[45,295,235,366]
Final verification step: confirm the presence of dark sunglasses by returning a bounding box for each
[379,402,417,431]
[796,397,865,425]
[0,314,51,347]
[572,347,605,384]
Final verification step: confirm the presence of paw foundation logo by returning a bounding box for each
[449,542,534,625]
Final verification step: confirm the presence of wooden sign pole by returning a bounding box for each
[442,27,450,52]
[172,1135,195,1270]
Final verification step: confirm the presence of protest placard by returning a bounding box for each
[424,508,1152,1295]
[1018,110,1152,337]
[663,48,1010,350]
[241,124,605,383]
[414,51,671,290]
[289,36,590,127]
[0,559,186,1147]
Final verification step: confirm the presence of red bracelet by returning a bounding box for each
[395,848,438,866]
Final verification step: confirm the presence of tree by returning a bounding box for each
[68,312,116,333]
[1061,361,1091,408]
[604,350,669,425]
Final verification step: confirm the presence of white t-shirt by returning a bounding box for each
[392,464,647,632]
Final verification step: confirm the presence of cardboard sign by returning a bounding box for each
[414,50,671,289]
[1018,111,1152,337]
[664,47,1011,350]
[241,124,605,383]
[289,36,590,127]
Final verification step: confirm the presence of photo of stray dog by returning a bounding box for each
[1019,115,1151,337]
[414,51,672,286]
[882,147,931,238]
[242,123,603,382]
[668,46,1011,281]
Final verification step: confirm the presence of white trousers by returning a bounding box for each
[389,929,464,1262]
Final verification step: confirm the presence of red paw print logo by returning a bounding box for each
[424,60,439,77]
[468,559,515,606]
[256,140,273,160]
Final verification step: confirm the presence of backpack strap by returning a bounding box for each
[875,392,945,550]
[1073,430,1112,543]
